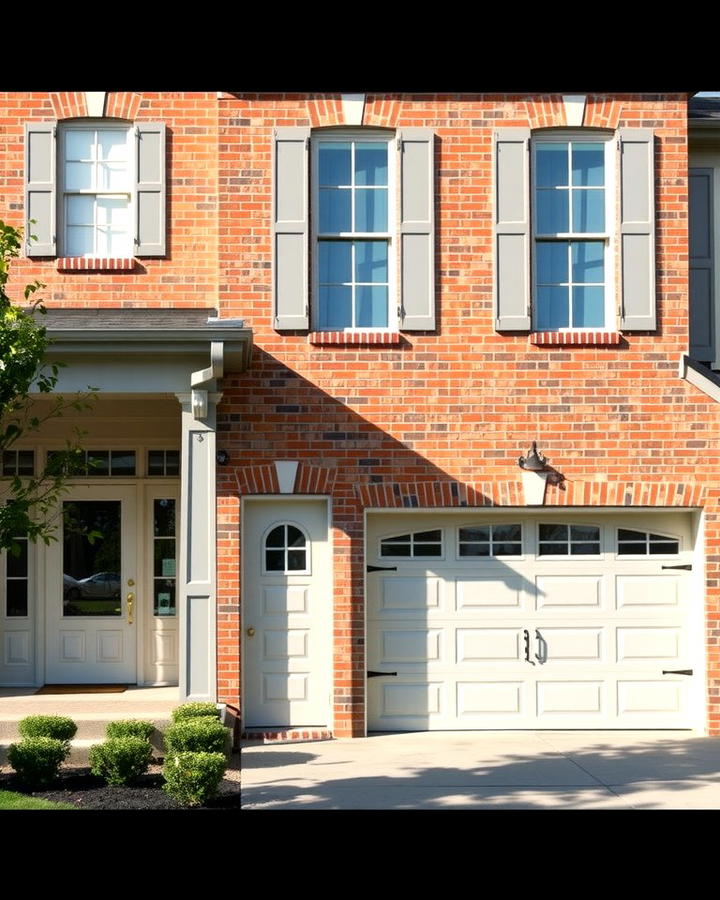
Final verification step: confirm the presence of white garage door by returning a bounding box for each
[367,512,697,731]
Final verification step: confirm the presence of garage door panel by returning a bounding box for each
[382,629,442,663]
[537,681,604,715]
[456,628,521,662]
[617,680,685,714]
[456,577,525,610]
[617,627,682,661]
[380,577,442,613]
[541,627,603,661]
[457,681,524,716]
[616,575,681,609]
[382,681,442,717]
[536,576,603,610]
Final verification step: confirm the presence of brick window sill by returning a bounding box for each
[57,257,136,272]
[530,331,622,347]
[308,331,402,346]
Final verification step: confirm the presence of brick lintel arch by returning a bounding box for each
[50,91,142,121]
[235,462,338,496]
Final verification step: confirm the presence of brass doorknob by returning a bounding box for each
[246,627,256,637]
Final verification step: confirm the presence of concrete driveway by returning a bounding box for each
[241,731,720,809]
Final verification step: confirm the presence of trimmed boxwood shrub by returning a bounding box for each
[105,719,156,742]
[162,751,226,807]
[89,737,153,786]
[164,717,229,755]
[8,737,69,787]
[18,715,77,743]
[171,702,220,722]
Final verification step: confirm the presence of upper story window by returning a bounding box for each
[533,135,614,330]
[272,127,435,334]
[60,125,133,257]
[25,120,166,259]
[313,135,393,330]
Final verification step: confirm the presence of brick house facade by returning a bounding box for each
[2,91,719,737]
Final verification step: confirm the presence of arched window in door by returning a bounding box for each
[264,523,310,574]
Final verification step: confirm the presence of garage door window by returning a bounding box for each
[264,524,310,573]
[458,524,522,557]
[380,529,442,558]
[617,529,679,556]
[538,523,600,556]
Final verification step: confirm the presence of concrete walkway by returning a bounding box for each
[241,731,720,810]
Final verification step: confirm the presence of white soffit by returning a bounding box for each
[85,92,107,117]
[341,94,365,126]
[562,94,586,127]
[275,460,299,493]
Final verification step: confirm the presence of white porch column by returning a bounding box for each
[175,391,222,701]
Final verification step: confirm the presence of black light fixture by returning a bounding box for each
[216,450,230,465]
[518,441,548,472]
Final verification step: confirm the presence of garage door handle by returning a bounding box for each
[367,565,398,573]
[523,630,535,665]
[661,564,692,570]
[662,669,693,676]
[367,670,398,678]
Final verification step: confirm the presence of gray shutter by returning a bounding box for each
[494,128,531,331]
[273,127,310,330]
[689,168,715,363]
[135,122,166,256]
[25,122,56,257]
[620,128,656,330]
[398,128,435,330]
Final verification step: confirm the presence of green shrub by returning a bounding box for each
[89,737,153,786]
[171,702,220,722]
[105,719,155,742]
[8,737,68,787]
[164,717,230,756]
[18,715,77,743]
[162,752,226,807]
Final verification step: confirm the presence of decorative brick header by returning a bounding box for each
[236,462,337,495]
[525,95,622,131]
[57,257,136,272]
[50,91,142,121]
[308,331,402,346]
[357,479,706,509]
[308,96,344,127]
[105,91,142,121]
[530,331,622,346]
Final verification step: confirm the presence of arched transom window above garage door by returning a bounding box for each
[264,523,310,574]
[538,523,601,555]
[617,528,680,555]
[380,529,442,558]
[457,523,522,557]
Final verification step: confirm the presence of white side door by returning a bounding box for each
[45,485,138,683]
[243,500,331,728]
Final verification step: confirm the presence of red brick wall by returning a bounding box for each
[215,93,720,737]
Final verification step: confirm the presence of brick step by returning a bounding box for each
[241,728,333,745]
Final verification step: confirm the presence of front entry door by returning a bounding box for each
[45,486,137,683]
[243,500,331,728]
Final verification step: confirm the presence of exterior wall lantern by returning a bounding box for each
[518,441,551,505]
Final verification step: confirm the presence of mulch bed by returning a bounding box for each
[0,764,241,810]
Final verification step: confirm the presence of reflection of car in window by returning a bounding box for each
[63,574,80,604]
[76,572,121,600]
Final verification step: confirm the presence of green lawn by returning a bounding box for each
[0,790,76,810]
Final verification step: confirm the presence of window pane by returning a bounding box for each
[459,543,490,556]
[287,549,306,570]
[538,542,566,555]
[355,188,388,232]
[153,499,175,537]
[357,286,388,328]
[459,526,490,542]
[65,161,93,191]
[154,539,176,577]
[572,144,604,186]
[572,286,604,327]
[414,530,441,542]
[355,144,388,186]
[540,524,568,541]
[572,242,604,283]
[414,544,442,557]
[67,195,94,226]
[319,242,351,283]
[66,130,93,160]
[63,500,121,617]
[572,189,605,232]
[649,533,672,543]
[98,131,127,161]
[148,451,165,476]
[619,542,647,555]
[287,526,305,548]
[319,286,352,329]
[381,543,411,557]
[154,580,176,616]
[319,188,351,233]
[265,549,285,571]
[87,451,110,475]
[536,190,569,233]
[619,529,644,542]
[570,525,600,541]
[493,524,522,542]
[571,542,599,555]
[6,581,28,617]
[266,526,285,548]
[110,451,135,475]
[2,451,14,475]
[98,162,128,191]
[165,451,180,476]
[537,286,569,330]
[536,144,568,187]
[536,243,568,284]
[355,241,388,283]
[66,227,94,256]
[319,143,351,186]
[97,198,129,227]
[494,543,522,556]
[7,542,28,578]
[18,451,34,475]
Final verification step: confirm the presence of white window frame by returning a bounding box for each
[58,121,135,258]
[378,528,444,560]
[536,521,603,558]
[311,131,397,332]
[262,521,311,575]
[532,130,616,331]
[615,527,682,559]
[455,523,524,560]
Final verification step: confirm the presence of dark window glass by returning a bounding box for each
[165,451,180,476]
[87,451,110,475]
[495,542,522,557]
[265,549,285,571]
[459,526,490,542]
[620,542,646,555]
[6,542,28,578]
[493,524,522,542]
[414,544,442,557]
[266,526,285,548]
[63,500,121,617]
[287,549,307,570]
[619,528,643,542]
[110,451,135,475]
[153,499,175,537]
[571,542,599,555]
[570,525,600,542]
[148,451,165,476]
[539,523,568,542]
[459,543,490,557]
[538,542,567,556]
[381,543,410,557]
[649,541,679,554]
[415,530,441,543]
[154,539,176,578]
[287,526,306,548]
[154,580,176,616]
[6,581,28,617]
